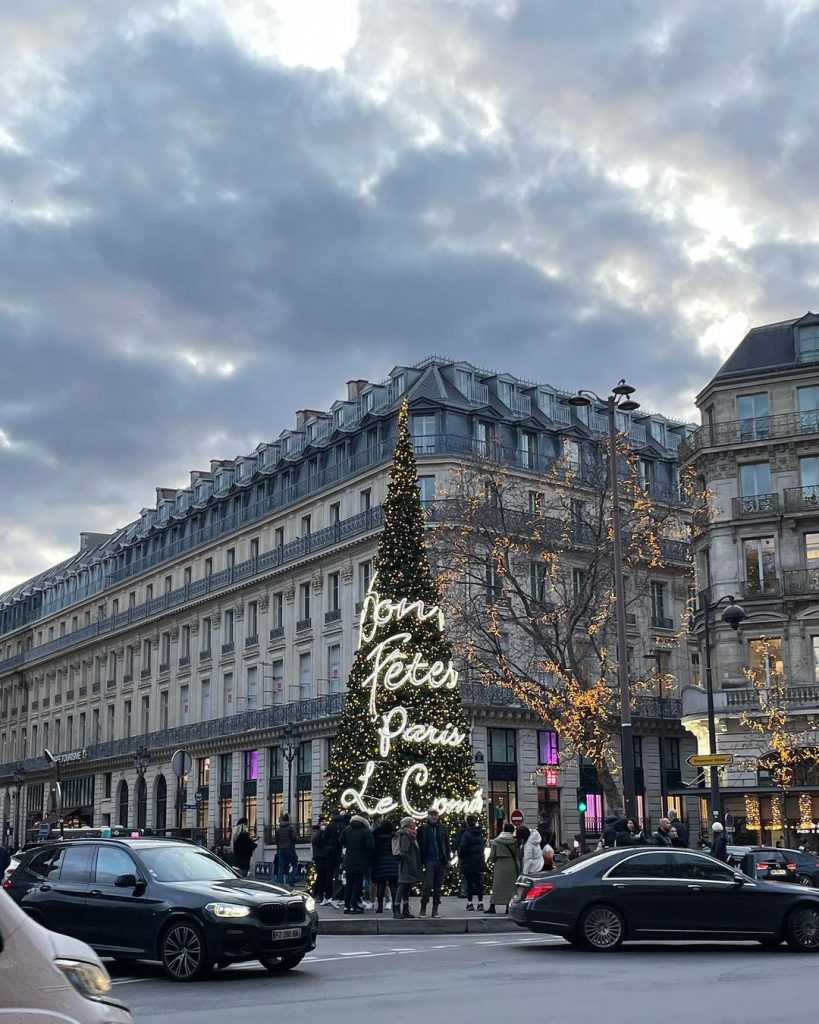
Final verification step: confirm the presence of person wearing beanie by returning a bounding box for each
[395,817,422,919]
[710,821,728,861]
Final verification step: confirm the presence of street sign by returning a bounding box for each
[510,809,525,827]
[687,753,734,767]
[183,803,197,811]
[171,749,192,778]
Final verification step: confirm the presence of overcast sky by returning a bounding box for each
[2,0,818,592]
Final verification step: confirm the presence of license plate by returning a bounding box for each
[272,927,302,941]
[769,869,787,877]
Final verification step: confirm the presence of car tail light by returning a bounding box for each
[525,882,555,900]
[757,862,770,869]
[1,878,11,891]
[786,863,797,871]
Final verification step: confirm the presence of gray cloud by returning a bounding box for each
[2,0,818,589]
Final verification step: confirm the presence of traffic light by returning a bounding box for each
[576,788,588,814]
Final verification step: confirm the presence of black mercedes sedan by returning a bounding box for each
[8,838,318,981]
[509,847,819,952]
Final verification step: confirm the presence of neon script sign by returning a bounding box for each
[340,574,484,819]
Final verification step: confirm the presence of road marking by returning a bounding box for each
[389,947,416,952]
[431,943,459,949]
[339,950,373,956]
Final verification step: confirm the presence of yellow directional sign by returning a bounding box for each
[687,753,734,767]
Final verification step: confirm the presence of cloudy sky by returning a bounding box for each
[2,0,818,592]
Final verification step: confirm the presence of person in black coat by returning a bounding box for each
[652,817,673,847]
[311,818,332,904]
[0,845,10,876]
[341,815,374,914]
[324,809,347,906]
[710,822,728,861]
[668,810,689,848]
[417,809,452,918]
[370,816,399,913]
[455,815,486,911]
[232,817,257,877]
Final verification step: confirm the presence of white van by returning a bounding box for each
[0,893,132,1023]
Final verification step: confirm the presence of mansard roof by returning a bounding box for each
[712,311,819,382]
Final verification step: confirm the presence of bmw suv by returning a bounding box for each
[8,838,318,981]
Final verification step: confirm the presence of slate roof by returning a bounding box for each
[712,311,819,381]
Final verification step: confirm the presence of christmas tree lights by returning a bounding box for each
[324,402,481,821]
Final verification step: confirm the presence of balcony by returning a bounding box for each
[78,686,87,697]
[628,423,647,445]
[199,649,211,663]
[140,669,151,680]
[784,485,819,514]
[221,642,235,656]
[508,393,531,418]
[464,381,489,405]
[651,615,674,630]
[179,655,190,668]
[732,493,779,518]
[54,693,62,704]
[715,684,819,712]
[741,578,781,600]
[159,661,170,674]
[680,410,819,461]
[324,609,341,625]
[106,678,116,690]
[92,681,100,694]
[296,618,312,633]
[244,635,259,649]
[784,568,819,596]
[269,627,284,642]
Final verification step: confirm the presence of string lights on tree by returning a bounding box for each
[323,402,481,822]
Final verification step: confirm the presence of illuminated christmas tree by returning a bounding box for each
[323,402,482,824]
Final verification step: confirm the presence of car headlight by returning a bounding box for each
[206,902,252,918]
[304,895,316,913]
[54,958,112,1001]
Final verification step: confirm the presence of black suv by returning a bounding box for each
[727,846,799,884]
[8,838,318,981]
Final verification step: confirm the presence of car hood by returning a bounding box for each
[167,877,303,904]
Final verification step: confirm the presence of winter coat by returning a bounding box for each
[232,828,257,871]
[669,816,689,848]
[522,831,545,875]
[275,822,298,851]
[417,821,451,864]
[653,827,673,847]
[397,827,423,885]
[342,816,374,875]
[371,822,400,882]
[455,824,486,875]
[489,833,522,906]
[710,832,728,862]
[602,815,623,849]
[311,826,330,861]
[324,814,346,862]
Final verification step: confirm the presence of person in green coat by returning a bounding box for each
[486,824,522,914]
[342,814,374,914]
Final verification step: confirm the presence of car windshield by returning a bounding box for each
[137,845,236,882]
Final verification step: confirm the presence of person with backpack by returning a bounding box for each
[394,817,422,919]
[232,817,257,877]
[486,823,522,914]
[454,814,486,911]
[370,815,399,913]
[275,813,299,885]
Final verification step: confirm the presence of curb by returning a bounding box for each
[319,916,521,935]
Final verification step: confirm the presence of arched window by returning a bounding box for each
[136,776,147,830]
[117,780,129,827]
[155,775,167,832]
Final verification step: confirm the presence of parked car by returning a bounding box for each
[509,847,819,951]
[0,880,132,1022]
[8,837,318,981]
[727,846,799,883]
[780,848,819,888]
[1,854,20,890]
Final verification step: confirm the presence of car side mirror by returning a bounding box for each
[114,873,139,888]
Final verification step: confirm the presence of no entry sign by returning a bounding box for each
[510,809,525,827]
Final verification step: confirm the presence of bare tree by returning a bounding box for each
[434,435,694,811]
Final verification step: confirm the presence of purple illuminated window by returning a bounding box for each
[244,749,258,781]
[538,731,559,785]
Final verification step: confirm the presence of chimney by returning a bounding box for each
[210,459,233,474]
[295,409,325,429]
[347,379,369,401]
[155,488,176,503]
[79,531,111,552]
[189,470,209,486]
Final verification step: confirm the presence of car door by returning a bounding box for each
[600,850,683,935]
[673,852,778,937]
[85,844,157,955]
[39,844,95,942]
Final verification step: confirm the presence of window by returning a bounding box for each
[201,679,211,719]
[250,537,259,559]
[475,420,494,457]
[299,652,312,699]
[737,393,770,439]
[650,581,669,627]
[485,559,501,603]
[161,632,171,667]
[296,741,313,830]
[359,489,371,512]
[750,638,784,684]
[806,532,819,565]
[274,526,285,548]
[537,731,559,785]
[743,537,777,595]
[676,853,736,882]
[798,385,819,432]
[607,852,673,879]
[739,462,771,496]
[299,582,311,622]
[562,438,580,471]
[180,685,190,725]
[247,601,258,639]
[488,728,516,764]
[141,695,150,733]
[197,757,210,831]
[272,592,284,629]
[328,572,340,613]
[798,324,819,363]
[813,637,819,685]
[246,666,258,711]
[359,560,372,600]
[572,567,586,603]
[520,431,537,470]
[530,560,546,601]
[269,659,284,703]
[690,651,701,687]
[411,414,436,453]
[417,475,436,504]
[123,700,132,738]
[330,501,341,525]
[226,548,235,569]
[799,457,819,496]
[202,617,212,653]
[327,643,342,693]
[146,584,153,602]
[60,845,94,883]
[301,514,312,537]
[183,567,192,587]
[638,459,654,493]
[224,672,234,714]
[528,490,544,515]
[142,639,152,673]
[224,609,235,645]
[204,557,213,577]
[160,690,169,730]
[128,591,136,609]
[95,846,137,886]
[79,713,86,746]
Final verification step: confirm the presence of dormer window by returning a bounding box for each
[393,374,406,394]
[798,324,819,363]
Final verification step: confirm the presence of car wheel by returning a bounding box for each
[259,953,305,973]
[797,874,816,888]
[785,906,819,952]
[161,921,212,981]
[578,905,625,952]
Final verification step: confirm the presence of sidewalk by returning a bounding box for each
[317,896,521,935]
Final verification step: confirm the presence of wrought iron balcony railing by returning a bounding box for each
[732,494,779,518]
[784,484,819,513]
[784,568,819,596]
[680,410,819,460]
[741,578,781,599]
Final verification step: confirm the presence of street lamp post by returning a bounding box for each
[133,745,150,832]
[12,763,25,850]
[700,594,747,824]
[644,651,667,817]
[568,380,641,823]
[282,724,299,825]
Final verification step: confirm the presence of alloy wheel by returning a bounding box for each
[163,923,205,980]
[790,907,819,950]
[582,906,623,950]
[797,874,814,888]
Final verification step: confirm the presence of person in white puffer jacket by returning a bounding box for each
[519,826,545,875]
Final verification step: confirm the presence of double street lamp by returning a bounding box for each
[568,380,641,824]
[282,724,300,822]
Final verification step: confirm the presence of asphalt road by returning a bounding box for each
[113,931,819,1024]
